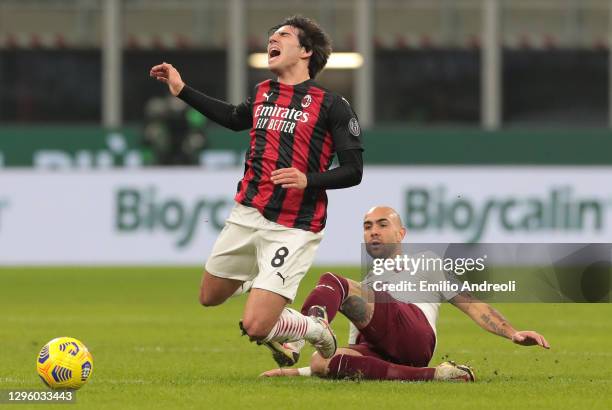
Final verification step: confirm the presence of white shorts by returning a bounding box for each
[205,203,323,302]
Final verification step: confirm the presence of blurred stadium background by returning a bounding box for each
[1,2,611,408]
[1,0,612,266]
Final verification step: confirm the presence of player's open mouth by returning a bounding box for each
[268,47,281,62]
[368,240,383,250]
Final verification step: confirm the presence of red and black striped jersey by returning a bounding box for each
[228,79,363,232]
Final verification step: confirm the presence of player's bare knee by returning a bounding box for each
[198,286,222,307]
[240,317,272,341]
[310,352,330,377]
[320,272,341,282]
[198,294,219,307]
[340,295,371,325]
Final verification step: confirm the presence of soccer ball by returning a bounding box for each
[36,337,94,390]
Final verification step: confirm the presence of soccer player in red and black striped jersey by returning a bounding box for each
[150,15,362,365]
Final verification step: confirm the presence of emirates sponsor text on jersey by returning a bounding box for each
[254,104,310,133]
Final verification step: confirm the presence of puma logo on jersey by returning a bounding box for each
[276,272,288,285]
[263,92,273,101]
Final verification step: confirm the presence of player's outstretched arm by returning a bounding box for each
[149,62,252,131]
[450,293,550,349]
[259,367,308,377]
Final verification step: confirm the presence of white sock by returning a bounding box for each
[263,307,321,343]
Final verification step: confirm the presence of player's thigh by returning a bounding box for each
[346,343,384,359]
[310,347,363,376]
[252,227,323,303]
[204,221,259,282]
[392,303,436,367]
[199,271,243,305]
[202,222,259,303]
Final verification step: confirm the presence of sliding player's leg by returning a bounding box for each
[301,273,375,328]
[259,347,363,378]
[338,294,474,381]
[311,345,474,382]
[297,275,436,369]
[353,293,435,367]
[300,272,349,321]
[324,353,474,382]
[315,349,434,381]
[260,346,474,382]
[240,225,336,364]
[309,347,364,376]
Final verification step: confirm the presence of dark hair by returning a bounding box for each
[269,15,332,79]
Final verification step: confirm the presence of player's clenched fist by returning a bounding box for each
[149,62,185,96]
[271,167,307,189]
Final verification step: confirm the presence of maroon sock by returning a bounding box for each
[300,272,349,322]
[328,354,435,381]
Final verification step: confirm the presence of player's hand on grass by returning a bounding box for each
[271,168,307,189]
[259,368,300,377]
[149,62,185,96]
[512,330,550,349]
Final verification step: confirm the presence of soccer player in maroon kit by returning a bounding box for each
[149,16,362,362]
[261,206,550,381]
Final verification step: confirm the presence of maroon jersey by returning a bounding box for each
[232,79,363,232]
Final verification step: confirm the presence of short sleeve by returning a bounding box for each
[422,251,461,302]
[327,95,363,152]
[438,269,462,302]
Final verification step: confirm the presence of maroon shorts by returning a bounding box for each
[348,291,436,367]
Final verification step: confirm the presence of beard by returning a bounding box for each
[365,242,401,260]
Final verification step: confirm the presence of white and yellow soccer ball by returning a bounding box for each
[36,337,94,390]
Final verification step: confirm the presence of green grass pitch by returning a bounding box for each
[1,267,611,409]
